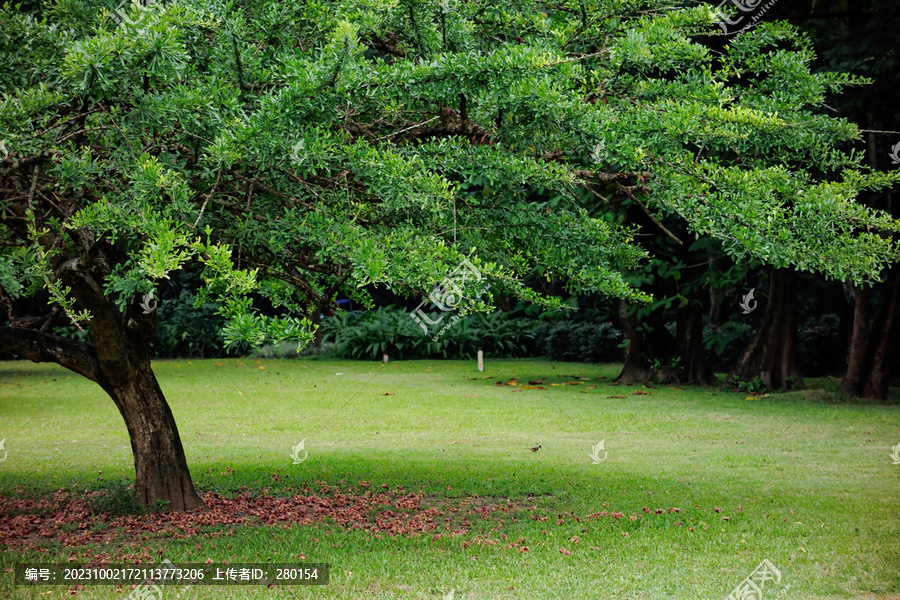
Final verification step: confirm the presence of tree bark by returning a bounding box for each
[728,268,803,391]
[859,267,900,401]
[105,357,204,511]
[0,287,205,512]
[675,295,717,385]
[841,282,870,396]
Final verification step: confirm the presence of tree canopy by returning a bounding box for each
[2,0,899,509]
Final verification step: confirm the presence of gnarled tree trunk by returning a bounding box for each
[105,356,204,511]
[0,277,204,512]
[728,268,803,391]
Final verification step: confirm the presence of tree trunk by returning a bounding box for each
[105,357,205,511]
[0,288,205,512]
[859,266,900,401]
[841,282,870,396]
[675,295,716,385]
[614,299,677,384]
[728,268,803,391]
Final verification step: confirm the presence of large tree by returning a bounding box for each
[2,0,899,510]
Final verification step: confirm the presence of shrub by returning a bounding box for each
[321,306,535,360]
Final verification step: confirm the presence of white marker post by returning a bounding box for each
[383,353,388,364]
[477,350,483,372]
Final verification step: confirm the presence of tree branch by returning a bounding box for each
[0,327,103,383]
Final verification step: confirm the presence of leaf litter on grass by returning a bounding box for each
[1,483,732,564]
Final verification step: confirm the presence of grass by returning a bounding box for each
[1,357,899,599]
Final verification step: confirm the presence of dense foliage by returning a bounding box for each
[3,0,900,337]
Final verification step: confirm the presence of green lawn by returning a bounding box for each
[1,358,898,599]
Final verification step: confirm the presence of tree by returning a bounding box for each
[2,0,899,510]
[780,0,900,399]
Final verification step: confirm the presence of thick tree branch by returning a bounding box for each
[0,326,103,383]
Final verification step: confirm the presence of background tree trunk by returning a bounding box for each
[675,295,716,385]
[729,268,803,391]
[841,282,870,396]
[614,299,677,384]
[859,267,900,400]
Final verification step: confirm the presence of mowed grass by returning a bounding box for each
[0,357,899,600]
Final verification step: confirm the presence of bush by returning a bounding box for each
[320,306,535,360]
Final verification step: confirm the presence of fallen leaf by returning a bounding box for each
[607,395,626,399]
[630,390,651,395]
[381,393,395,396]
